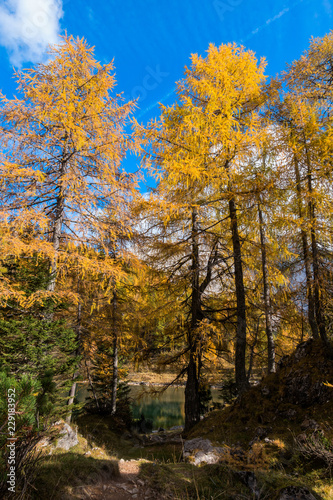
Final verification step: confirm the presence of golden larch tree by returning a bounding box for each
[0,35,136,304]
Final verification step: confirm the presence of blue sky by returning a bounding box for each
[0,0,332,182]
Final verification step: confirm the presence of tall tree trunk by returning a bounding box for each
[229,197,248,394]
[66,380,77,424]
[310,224,327,343]
[247,314,261,380]
[294,155,319,339]
[111,285,118,416]
[184,206,202,434]
[47,156,67,294]
[48,193,63,293]
[184,352,200,433]
[84,355,100,411]
[258,202,275,373]
[304,141,328,346]
[66,299,81,423]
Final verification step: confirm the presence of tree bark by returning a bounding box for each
[229,197,249,394]
[184,352,200,433]
[66,299,81,423]
[84,355,100,411]
[294,155,319,339]
[184,206,202,434]
[258,202,275,373]
[47,154,67,294]
[310,208,328,344]
[66,380,77,424]
[48,192,64,293]
[111,285,118,416]
[304,143,328,345]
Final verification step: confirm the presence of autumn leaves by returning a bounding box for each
[0,33,332,431]
[0,35,136,306]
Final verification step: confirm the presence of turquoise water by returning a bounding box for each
[130,385,186,429]
[77,384,222,430]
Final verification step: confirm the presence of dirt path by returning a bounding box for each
[70,459,158,500]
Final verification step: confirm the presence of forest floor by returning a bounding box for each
[33,425,183,500]
[64,459,158,500]
[31,339,333,500]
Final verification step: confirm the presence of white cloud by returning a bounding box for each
[0,0,63,67]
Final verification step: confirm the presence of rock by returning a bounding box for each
[56,423,78,451]
[183,438,226,465]
[37,436,51,448]
[277,486,319,500]
[184,438,214,453]
[192,450,220,465]
[170,425,184,431]
[183,438,214,454]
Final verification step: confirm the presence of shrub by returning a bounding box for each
[0,372,45,499]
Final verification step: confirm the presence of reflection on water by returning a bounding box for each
[77,384,222,430]
[130,386,186,429]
